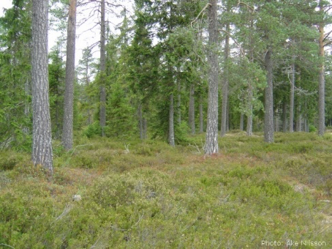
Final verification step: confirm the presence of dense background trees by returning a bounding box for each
[0,0,331,158]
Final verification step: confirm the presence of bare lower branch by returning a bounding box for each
[237,0,255,12]
[191,3,211,28]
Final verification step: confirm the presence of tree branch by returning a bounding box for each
[237,0,255,12]
[191,3,211,28]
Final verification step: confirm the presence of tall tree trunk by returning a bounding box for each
[296,104,302,132]
[62,0,77,150]
[221,20,230,137]
[31,0,53,174]
[289,62,295,132]
[205,0,219,155]
[189,84,195,134]
[23,78,31,135]
[247,84,253,136]
[177,82,181,124]
[169,94,175,146]
[199,94,204,133]
[264,47,274,143]
[99,0,106,136]
[240,113,244,131]
[318,1,325,136]
[282,101,287,132]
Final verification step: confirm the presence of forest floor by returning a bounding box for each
[0,131,332,248]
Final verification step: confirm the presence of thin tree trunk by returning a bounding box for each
[247,84,253,136]
[221,21,230,137]
[296,104,302,132]
[240,113,244,131]
[23,78,30,135]
[205,0,219,155]
[282,101,287,132]
[62,0,77,150]
[199,94,204,133]
[275,113,279,132]
[99,0,106,136]
[264,47,274,143]
[177,82,181,124]
[189,84,195,134]
[289,62,295,132]
[318,2,325,136]
[31,0,53,174]
[169,94,175,146]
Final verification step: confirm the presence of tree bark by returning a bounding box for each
[240,113,244,131]
[246,84,253,136]
[264,47,274,143]
[31,0,53,174]
[62,0,77,150]
[189,84,195,134]
[177,82,181,124]
[221,20,229,137]
[318,1,325,136]
[289,62,295,132]
[199,94,204,133]
[282,101,287,132]
[169,94,175,146]
[99,0,106,136]
[205,0,219,155]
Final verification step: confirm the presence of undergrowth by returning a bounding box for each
[0,132,331,248]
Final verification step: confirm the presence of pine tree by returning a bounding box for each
[31,0,53,173]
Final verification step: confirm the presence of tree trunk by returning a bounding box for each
[289,62,295,132]
[221,21,229,137]
[199,94,204,133]
[205,0,219,155]
[296,104,302,132]
[99,0,106,136]
[62,0,77,150]
[177,82,181,124]
[169,94,175,146]
[189,84,195,134]
[282,101,287,132]
[31,0,53,174]
[264,47,274,143]
[23,78,31,135]
[318,2,325,136]
[247,84,253,136]
[240,113,244,131]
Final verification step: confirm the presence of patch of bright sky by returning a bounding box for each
[0,0,133,66]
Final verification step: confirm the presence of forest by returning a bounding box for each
[0,0,332,248]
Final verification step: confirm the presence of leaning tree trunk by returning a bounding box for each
[205,0,219,155]
[318,5,325,136]
[31,0,53,174]
[264,47,274,143]
[62,0,77,150]
[99,0,106,137]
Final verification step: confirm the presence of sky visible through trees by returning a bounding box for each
[0,0,332,165]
